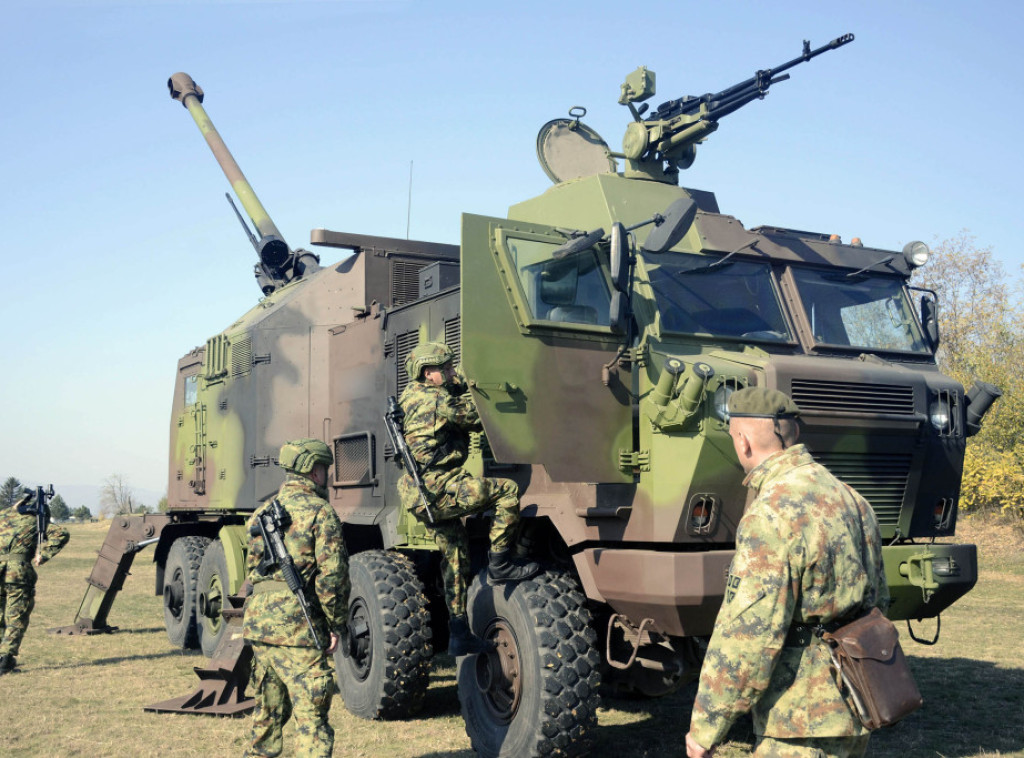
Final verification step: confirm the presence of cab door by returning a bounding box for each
[460,213,632,484]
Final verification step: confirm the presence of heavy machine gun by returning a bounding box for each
[617,34,854,181]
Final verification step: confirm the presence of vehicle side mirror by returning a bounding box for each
[920,295,940,350]
[641,197,698,254]
[609,222,630,292]
[609,291,629,333]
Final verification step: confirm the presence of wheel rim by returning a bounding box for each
[164,570,185,620]
[473,619,522,723]
[349,597,373,680]
[199,572,223,635]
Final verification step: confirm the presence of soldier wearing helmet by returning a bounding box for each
[0,489,70,676]
[686,388,887,758]
[398,341,539,656]
[243,438,351,758]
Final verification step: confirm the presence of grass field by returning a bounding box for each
[1,515,1022,757]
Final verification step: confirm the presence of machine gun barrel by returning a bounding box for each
[649,34,854,123]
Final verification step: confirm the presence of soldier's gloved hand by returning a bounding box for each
[326,631,340,655]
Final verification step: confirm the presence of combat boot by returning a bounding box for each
[0,654,15,675]
[488,550,541,584]
[448,615,494,657]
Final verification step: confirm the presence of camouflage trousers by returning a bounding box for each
[403,469,520,616]
[245,642,336,758]
[0,562,35,657]
[753,734,871,758]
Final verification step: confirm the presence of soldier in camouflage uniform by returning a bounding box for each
[398,342,539,656]
[243,438,351,758]
[686,388,888,758]
[0,489,70,675]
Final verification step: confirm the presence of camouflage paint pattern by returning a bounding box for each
[688,444,887,750]
[458,169,975,633]
[0,505,69,656]
[397,377,521,615]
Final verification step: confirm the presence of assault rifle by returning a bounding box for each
[249,500,323,649]
[383,395,435,524]
[16,485,54,560]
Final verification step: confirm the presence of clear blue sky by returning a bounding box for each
[2,0,1021,500]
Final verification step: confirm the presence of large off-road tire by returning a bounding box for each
[196,540,231,657]
[459,569,601,758]
[335,550,433,719]
[163,535,211,649]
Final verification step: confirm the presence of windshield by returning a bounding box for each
[790,268,929,353]
[647,255,791,341]
[506,236,612,326]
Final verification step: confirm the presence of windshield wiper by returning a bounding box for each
[829,254,895,281]
[678,239,759,275]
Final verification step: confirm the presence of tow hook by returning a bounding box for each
[899,550,953,603]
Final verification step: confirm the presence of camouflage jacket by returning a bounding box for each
[398,378,481,497]
[0,506,70,585]
[243,474,350,647]
[690,444,888,747]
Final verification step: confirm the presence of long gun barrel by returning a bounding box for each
[648,34,854,122]
[618,34,854,181]
[167,72,293,295]
[383,396,436,524]
[249,500,324,649]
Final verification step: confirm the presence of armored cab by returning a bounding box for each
[63,40,997,758]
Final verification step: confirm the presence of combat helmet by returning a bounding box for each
[279,438,333,475]
[405,342,454,382]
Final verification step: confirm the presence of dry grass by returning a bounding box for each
[1,517,1022,757]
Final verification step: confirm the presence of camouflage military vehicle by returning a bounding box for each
[61,35,999,757]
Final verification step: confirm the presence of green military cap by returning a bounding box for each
[727,387,801,419]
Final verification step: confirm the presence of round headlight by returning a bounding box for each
[902,241,930,268]
[712,385,734,422]
[929,399,951,431]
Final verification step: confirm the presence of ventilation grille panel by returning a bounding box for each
[334,433,375,487]
[791,379,915,415]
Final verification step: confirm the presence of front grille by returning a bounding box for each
[791,379,915,415]
[811,451,911,527]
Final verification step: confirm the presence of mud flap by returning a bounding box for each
[144,595,254,716]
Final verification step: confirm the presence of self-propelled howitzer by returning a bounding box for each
[60,48,997,757]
